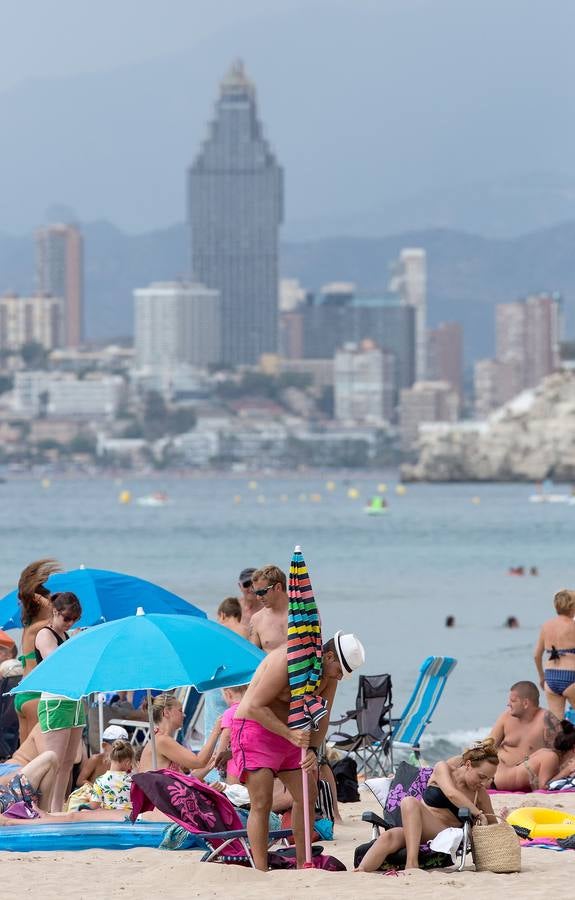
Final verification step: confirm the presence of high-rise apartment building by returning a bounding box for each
[427,321,463,402]
[188,61,283,366]
[496,293,561,391]
[36,224,83,347]
[0,292,64,352]
[390,248,427,381]
[473,358,521,419]
[134,281,221,369]
[334,341,396,424]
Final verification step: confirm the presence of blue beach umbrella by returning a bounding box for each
[0,568,205,630]
[12,611,264,767]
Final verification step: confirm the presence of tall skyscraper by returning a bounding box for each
[36,224,83,348]
[496,293,561,391]
[188,61,283,366]
[390,248,427,381]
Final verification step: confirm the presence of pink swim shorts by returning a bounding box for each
[231,717,301,782]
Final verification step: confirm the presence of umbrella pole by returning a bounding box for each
[98,693,105,744]
[301,748,313,868]
[147,689,157,769]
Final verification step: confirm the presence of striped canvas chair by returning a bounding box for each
[390,656,457,767]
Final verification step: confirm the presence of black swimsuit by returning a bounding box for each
[422,784,461,819]
[35,626,68,664]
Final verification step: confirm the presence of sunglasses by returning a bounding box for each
[253,583,276,598]
[59,613,78,625]
[241,580,253,589]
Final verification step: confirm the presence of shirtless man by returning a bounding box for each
[489,680,561,790]
[238,567,263,628]
[217,597,249,639]
[249,565,289,653]
[232,631,365,870]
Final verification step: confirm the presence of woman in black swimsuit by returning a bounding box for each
[357,739,498,871]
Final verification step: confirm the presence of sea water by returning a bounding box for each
[1,474,572,759]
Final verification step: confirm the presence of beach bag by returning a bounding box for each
[471,819,521,873]
[315,777,335,822]
[332,757,359,803]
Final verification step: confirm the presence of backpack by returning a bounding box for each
[331,756,359,803]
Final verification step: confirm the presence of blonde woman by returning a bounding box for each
[534,589,575,719]
[139,693,221,775]
[15,559,61,742]
[357,740,498,872]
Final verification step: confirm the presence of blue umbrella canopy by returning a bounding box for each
[0,568,205,630]
[11,612,264,698]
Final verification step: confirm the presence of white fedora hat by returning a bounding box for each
[333,631,365,678]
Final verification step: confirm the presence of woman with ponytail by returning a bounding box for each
[15,559,61,741]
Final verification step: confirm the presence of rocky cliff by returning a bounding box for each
[401,371,575,482]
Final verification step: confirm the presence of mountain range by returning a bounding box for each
[1,220,574,362]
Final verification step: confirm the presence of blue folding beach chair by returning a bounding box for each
[390,655,457,767]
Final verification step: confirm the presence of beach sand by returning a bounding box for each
[1,790,574,899]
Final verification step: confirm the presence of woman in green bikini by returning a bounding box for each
[35,591,86,812]
[16,559,62,742]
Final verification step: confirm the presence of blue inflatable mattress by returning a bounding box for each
[0,821,171,852]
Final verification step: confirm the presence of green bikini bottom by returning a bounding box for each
[13,691,41,714]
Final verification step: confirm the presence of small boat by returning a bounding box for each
[364,496,388,516]
[136,492,170,507]
[528,493,571,504]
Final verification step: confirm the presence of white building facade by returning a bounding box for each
[13,372,125,418]
[334,342,395,424]
[0,293,64,351]
[134,281,221,369]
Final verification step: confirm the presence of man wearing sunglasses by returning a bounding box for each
[248,565,289,654]
[237,567,264,628]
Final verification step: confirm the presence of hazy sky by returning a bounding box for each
[1,0,574,235]
[0,0,307,91]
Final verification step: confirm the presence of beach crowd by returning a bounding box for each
[1,560,575,872]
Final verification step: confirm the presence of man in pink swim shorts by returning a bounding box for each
[231,631,365,870]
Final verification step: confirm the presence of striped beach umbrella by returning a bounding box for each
[287,545,328,731]
[287,545,327,867]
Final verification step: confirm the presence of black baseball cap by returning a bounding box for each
[239,567,256,584]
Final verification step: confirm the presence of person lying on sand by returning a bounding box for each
[356,740,499,872]
[0,751,58,814]
[489,680,562,790]
[138,693,220,775]
[494,718,575,791]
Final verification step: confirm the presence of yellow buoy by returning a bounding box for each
[347,487,359,499]
[471,496,481,505]
[279,494,289,502]
[395,484,406,496]
[41,478,51,489]
[310,493,322,502]
[233,494,242,503]
[248,480,258,490]
[377,483,387,493]
[325,481,336,491]
[118,490,132,504]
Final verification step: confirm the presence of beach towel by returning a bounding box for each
[384,761,433,827]
[131,771,244,852]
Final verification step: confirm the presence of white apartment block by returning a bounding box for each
[399,380,459,449]
[134,281,221,369]
[334,342,395,424]
[13,372,125,418]
[0,292,64,351]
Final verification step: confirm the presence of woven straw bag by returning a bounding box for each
[471,816,521,873]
